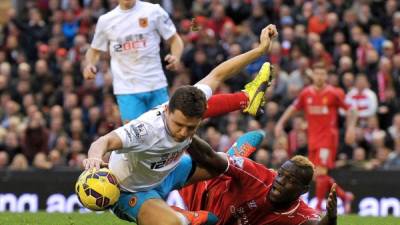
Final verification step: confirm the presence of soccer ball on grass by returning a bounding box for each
[75,168,120,211]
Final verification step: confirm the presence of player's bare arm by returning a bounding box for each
[302,184,337,225]
[185,135,228,185]
[197,24,278,92]
[83,47,102,80]
[344,108,358,145]
[275,105,297,137]
[165,33,184,71]
[83,132,123,170]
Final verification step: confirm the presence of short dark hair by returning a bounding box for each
[169,85,207,118]
[290,155,314,185]
[312,62,327,71]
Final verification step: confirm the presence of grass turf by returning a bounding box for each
[0,212,399,225]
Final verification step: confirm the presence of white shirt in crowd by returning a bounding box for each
[91,1,177,94]
[109,84,212,192]
[345,88,378,118]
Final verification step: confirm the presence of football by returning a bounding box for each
[75,168,120,211]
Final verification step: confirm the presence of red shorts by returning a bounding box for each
[309,146,337,169]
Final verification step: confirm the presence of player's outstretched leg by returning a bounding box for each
[171,206,218,225]
[226,130,265,157]
[243,62,274,116]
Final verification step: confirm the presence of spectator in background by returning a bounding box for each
[388,113,400,140]
[287,116,306,157]
[346,147,370,170]
[0,151,9,169]
[288,56,311,90]
[254,147,271,167]
[205,126,230,152]
[248,2,269,36]
[33,152,53,169]
[388,11,400,39]
[345,74,378,120]
[225,0,251,25]
[270,135,289,169]
[308,4,328,35]
[341,72,355,92]
[384,137,400,170]
[3,131,23,163]
[9,153,29,171]
[9,8,48,61]
[370,25,386,55]
[22,117,49,164]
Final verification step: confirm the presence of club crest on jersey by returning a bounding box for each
[139,17,148,28]
[322,96,328,105]
[232,156,244,168]
[129,196,137,207]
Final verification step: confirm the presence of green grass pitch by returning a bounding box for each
[0,212,399,225]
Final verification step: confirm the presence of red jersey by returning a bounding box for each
[292,85,349,149]
[180,156,319,225]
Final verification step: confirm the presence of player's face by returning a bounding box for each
[269,161,308,204]
[165,108,202,142]
[312,68,328,88]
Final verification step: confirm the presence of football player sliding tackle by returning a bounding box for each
[79,24,278,225]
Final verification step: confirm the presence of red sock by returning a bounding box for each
[315,175,331,211]
[203,92,248,118]
[327,176,347,200]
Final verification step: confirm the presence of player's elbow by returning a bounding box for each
[202,153,228,175]
[168,33,183,47]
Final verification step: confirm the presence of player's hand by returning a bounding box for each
[258,24,278,52]
[327,183,337,220]
[83,157,108,170]
[83,64,97,80]
[165,54,180,71]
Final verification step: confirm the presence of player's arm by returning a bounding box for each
[275,105,298,137]
[165,33,184,71]
[185,135,228,185]
[301,184,337,225]
[83,48,102,79]
[84,16,107,80]
[196,24,278,92]
[83,131,123,170]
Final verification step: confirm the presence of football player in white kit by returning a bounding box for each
[83,0,184,122]
[83,25,278,225]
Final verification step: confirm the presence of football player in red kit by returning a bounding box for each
[275,63,355,212]
[179,136,337,225]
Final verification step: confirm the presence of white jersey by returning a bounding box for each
[91,1,176,94]
[109,84,212,192]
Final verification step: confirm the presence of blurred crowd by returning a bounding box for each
[0,0,399,172]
